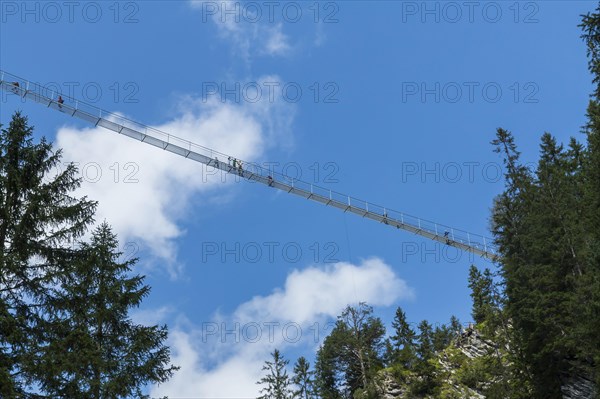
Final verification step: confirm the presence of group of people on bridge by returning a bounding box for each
[10,81,64,108]
[228,157,244,176]
[225,156,275,186]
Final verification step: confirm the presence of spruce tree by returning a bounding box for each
[291,356,315,399]
[580,5,600,387]
[257,349,292,399]
[415,320,434,363]
[467,266,495,325]
[449,315,462,336]
[388,307,416,370]
[491,128,539,396]
[0,112,96,397]
[412,320,437,395]
[492,124,594,397]
[490,119,600,398]
[432,323,453,353]
[35,223,177,398]
[314,341,342,399]
[382,338,395,367]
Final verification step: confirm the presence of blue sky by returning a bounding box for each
[0,1,594,396]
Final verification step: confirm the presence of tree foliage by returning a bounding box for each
[314,303,385,398]
[36,223,178,398]
[292,356,316,399]
[0,112,96,397]
[485,7,600,393]
[257,349,293,399]
[467,266,495,325]
[0,112,176,397]
[387,307,417,370]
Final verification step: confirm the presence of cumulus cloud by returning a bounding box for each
[54,78,294,276]
[234,258,411,325]
[150,258,414,397]
[190,0,292,60]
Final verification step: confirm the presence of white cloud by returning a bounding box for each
[54,78,294,276]
[234,258,412,325]
[190,0,292,60]
[263,23,292,56]
[150,258,414,398]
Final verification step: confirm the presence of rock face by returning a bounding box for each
[376,325,597,399]
[375,372,408,399]
[375,325,488,398]
[562,374,597,399]
[452,326,498,360]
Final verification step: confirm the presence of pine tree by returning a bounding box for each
[34,223,177,398]
[337,303,385,393]
[257,349,292,399]
[291,356,315,399]
[0,112,96,397]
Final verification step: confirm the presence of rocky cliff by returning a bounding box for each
[374,326,597,399]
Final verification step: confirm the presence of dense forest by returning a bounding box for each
[255,6,600,399]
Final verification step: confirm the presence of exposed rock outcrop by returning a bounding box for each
[374,372,408,399]
[375,325,596,398]
[562,374,597,399]
[451,326,498,359]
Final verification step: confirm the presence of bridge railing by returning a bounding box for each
[1,69,498,259]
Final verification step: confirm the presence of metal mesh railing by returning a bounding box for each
[0,70,498,261]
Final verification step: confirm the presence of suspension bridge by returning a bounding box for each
[0,70,498,262]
